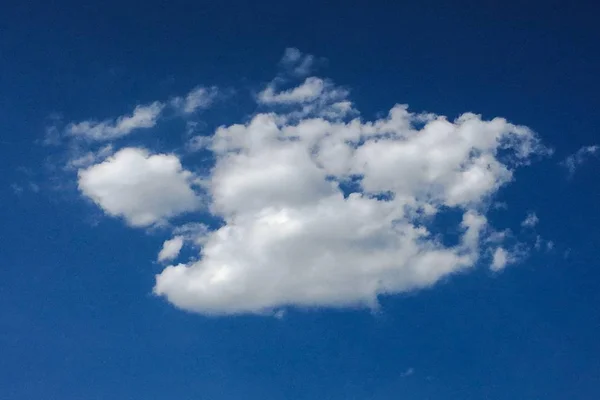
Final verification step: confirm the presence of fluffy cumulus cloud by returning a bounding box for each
[67,102,164,141]
[78,148,202,227]
[153,73,547,315]
[61,49,550,316]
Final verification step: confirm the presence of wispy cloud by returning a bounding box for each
[561,145,598,176]
[258,77,328,105]
[401,368,415,378]
[171,86,219,114]
[521,212,539,228]
[65,144,114,170]
[280,47,317,77]
[67,102,164,141]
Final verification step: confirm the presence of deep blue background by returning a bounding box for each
[1,1,599,399]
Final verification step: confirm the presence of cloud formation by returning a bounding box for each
[67,102,164,141]
[158,236,185,263]
[521,212,539,228]
[61,48,550,316]
[152,73,547,315]
[561,145,598,176]
[171,86,219,114]
[280,47,316,76]
[258,77,328,105]
[66,144,114,170]
[491,247,510,271]
[78,148,202,227]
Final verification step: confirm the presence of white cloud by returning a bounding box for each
[171,86,219,114]
[65,87,218,142]
[521,212,539,228]
[55,50,549,316]
[66,144,114,170]
[491,247,510,271]
[187,135,213,152]
[153,95,547,315]
[561,145,599,176]
[67,102,164,141]
[257,77,354,122]
[158,236,185,263]
[258,77,331,105]
[280,48,316,76]
[78,148,202,227]
[173,223,211,246]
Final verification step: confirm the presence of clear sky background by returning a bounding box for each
[1,1,600,399]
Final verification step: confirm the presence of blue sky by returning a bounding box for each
[2,1,600,399]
